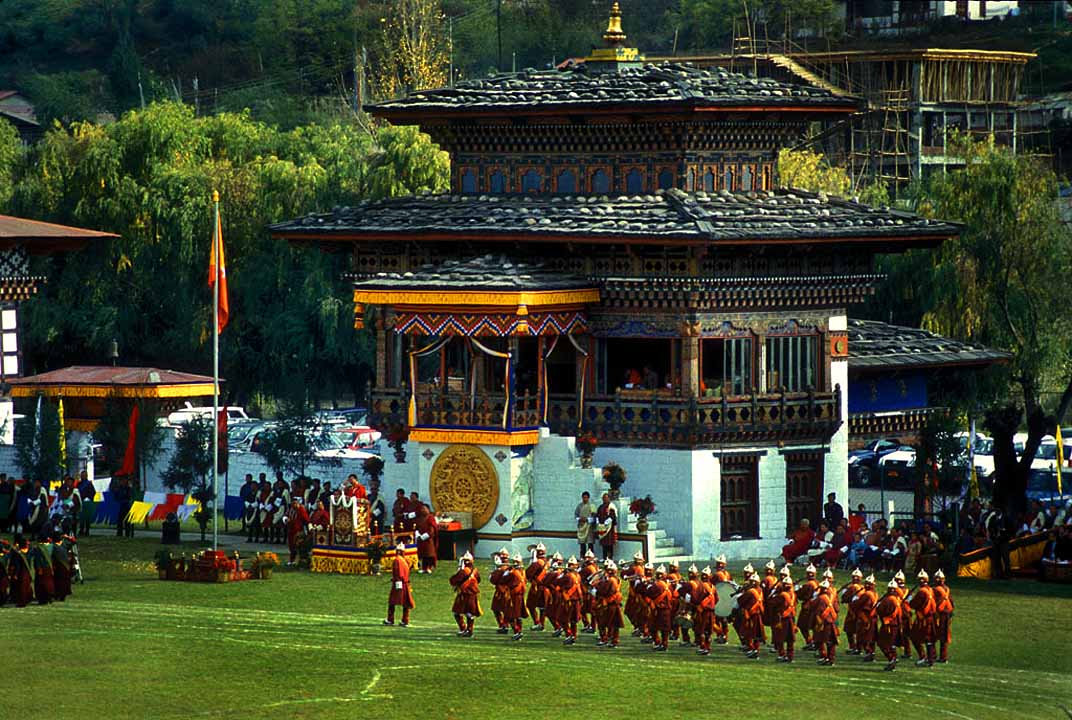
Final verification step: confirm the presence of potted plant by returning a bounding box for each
[366,537,388,575]
[154,550,173,580]
[386,423,408,464]
[601,462,627,501]
[628,495,657,533]
[252,551,279,580]
[363,454,385,484]
[575,431,598,469]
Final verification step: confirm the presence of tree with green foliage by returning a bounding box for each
[777,148,890,206]
[883,134,1072,515]
[161,416,215,542]
[0,118,20,212]
[259,391,341,480]
[15,397,65,484]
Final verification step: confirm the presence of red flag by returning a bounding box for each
[208,203,230,334]
[217,408,229,475]
[118,405,139,477]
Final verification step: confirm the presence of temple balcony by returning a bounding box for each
[370,385,841,449]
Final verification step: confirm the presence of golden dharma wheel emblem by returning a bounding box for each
[429,445,500,530]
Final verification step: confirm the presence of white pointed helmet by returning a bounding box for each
[743,563,755,574]
[701,566,712,576]
[605,559,618,571]
[894,570,906,581]
[865,574,876,585]
[822,569,834,579]
[819,580,830,589]
[851,568,863,578]
[655,564,667,575]
[917,569,929,581]
[513,554,523,564]
[764,560,776,571]
[887,580,899,589]
[688,564,699,574]
[715,554,727,564]
[461,551,474,563]
[779,564,792,576]
[584,549,596,559]
[805,564,817,574]
[934,569,945,580]
[633,551,644,561]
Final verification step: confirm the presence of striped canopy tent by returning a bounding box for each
[7,366,218,431]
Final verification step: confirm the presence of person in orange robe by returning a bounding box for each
[449,551,481,636]
[893,570,912,658]
[638,563,656,644]
[770,574,797,662]
[813,580,839,665]
[795,564,819,648]
[711,555,732,644]
[8,535,34,607]
[781,518,816,564]
[676,564,701,648]
[545,554,565,636]
[732,563,756,648]
[737,573,765,658]
[524,544,549,631]
[665,561,684,643]
[595,559,625,648]
[343,474,367,500]
[908,569,937,666]
[489,547,512,633]
[692,566,718,656]
[851,574,879,660]
[839,568,864,654]
[414,505,438,573]
[932,569,954,663]
[644,565,674,651]
[502,554,529,640]
[621,553,646,635]
[760,561,779,642]
[874,580,903,671]
[558,556,584,644]
[384,542,415,626]
[580,549,600,634]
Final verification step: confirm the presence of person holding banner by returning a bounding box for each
[384,541,415,627]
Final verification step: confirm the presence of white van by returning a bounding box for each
[166,402,251,426]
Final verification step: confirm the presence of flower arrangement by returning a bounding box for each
[386,422,409,463]
[366,537,389,566]
[576,431,598,454]
[629,495,657,519]
[601,462,627,490]
[252,551,279,579]
[362,455,385,482]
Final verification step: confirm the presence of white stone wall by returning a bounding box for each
[826,312,850,512]
[531,431,602,533]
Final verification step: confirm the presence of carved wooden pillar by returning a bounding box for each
[374,315,387,390]
[680,321,700,397]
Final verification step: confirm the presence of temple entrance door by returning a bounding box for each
[785,452,824,535]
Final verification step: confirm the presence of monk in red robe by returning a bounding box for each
[32,539,54,605]
[932,569,954,663]
[384,542,415,626]
[344,474,367,500]
[9,536,33,607]
[51,534,73,602]
[392,489,410,532]
[414,505,438,573]
[781,519,815,564]
[596,560,625,648]
[0,539,10,605]
[449,552,481,636]
[524,544,549,630]
[308,501,330,529]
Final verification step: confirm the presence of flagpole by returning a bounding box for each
[212,189,220,551]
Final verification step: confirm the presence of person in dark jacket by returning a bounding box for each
[110,476,133,538]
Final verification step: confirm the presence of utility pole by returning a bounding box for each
[497,0,503,72]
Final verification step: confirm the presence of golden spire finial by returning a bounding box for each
[603,2,627,47]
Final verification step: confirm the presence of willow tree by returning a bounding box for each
[906,134,1072,514]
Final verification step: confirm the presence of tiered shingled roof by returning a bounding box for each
[847,319,1011,372]
[271,188,959,247]
[350,255,595,292]
[369,63,858,120]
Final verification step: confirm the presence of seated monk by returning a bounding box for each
[309,501,330,529]
[781,519,815,564]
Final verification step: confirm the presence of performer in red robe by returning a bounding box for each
[781,519,815,564]
[644,565,674,651]
[691,566,717,656]
[489,548,512,632]
[711,555,732,644]
[737,574,765,658]
[344,474,367,500]
[524,544,549,631]
[839,568,864,653]
[544,554,565,635]
[384,542,415,626]
[875,580,903,671]
[31,538,54,605]
[908,569,938,666]
[285,498,310,566]
[579,550,599,634]
[770,575,797,662]
[308,501,330,530]
[51,535,73,602]
[414,505,438,573]
[596,560,625,648]
[932,569,954,663]
[813,581,839,665]
[502,554,529,640]
[852,574,879,660]
[448,552,481,636]
[557,556,584,644]
[795,564,819,648]
[0,539,10,605]
[392,489,410,533]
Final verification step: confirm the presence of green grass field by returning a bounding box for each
[5,537,1072,720]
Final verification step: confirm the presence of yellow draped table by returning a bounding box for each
[311,543,418,575]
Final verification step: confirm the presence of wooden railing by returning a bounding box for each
[369,387,540,431]
[546,385,842,447]
[371,385,841,447]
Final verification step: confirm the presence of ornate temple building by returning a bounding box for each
[272,4,961,561]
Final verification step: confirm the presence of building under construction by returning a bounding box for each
[651,47,1038,195]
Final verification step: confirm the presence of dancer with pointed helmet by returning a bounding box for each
[893,569,911,658]
[908,569,937,666]
[770,572,797,662]
[692,566,717,655]
[503,553,529,640]
[932,569,954,663]
[711,554,732,644]
[621,551,646,636]
[840,568,865,654]
[675,564,701,647]
[813,579,839,666]
[449,551,482,637]
[595,559,625,648]
[525,543,550,631]
[851,574,879,660]
[737,573,765,658]
[796,563,820,649]
[875,579,903,671]
[644,564,675,651]
[546,552,566,637]
[580,549,600,634]
[384,541,415,627]
[490,547,513,633]
[557,555,584,645]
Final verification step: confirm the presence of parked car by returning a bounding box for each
[228,421,268,450]
[848,438,903,485]
[1033,438,1070,472]
[167,402,251,426]
[332,426,382,451]
[875,445,918,490]
[311,430,378,460]
[1026,468,1072,501]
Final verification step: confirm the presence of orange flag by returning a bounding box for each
[208,196,230,334]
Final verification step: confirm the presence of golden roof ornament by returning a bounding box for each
[603,2,627,47]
